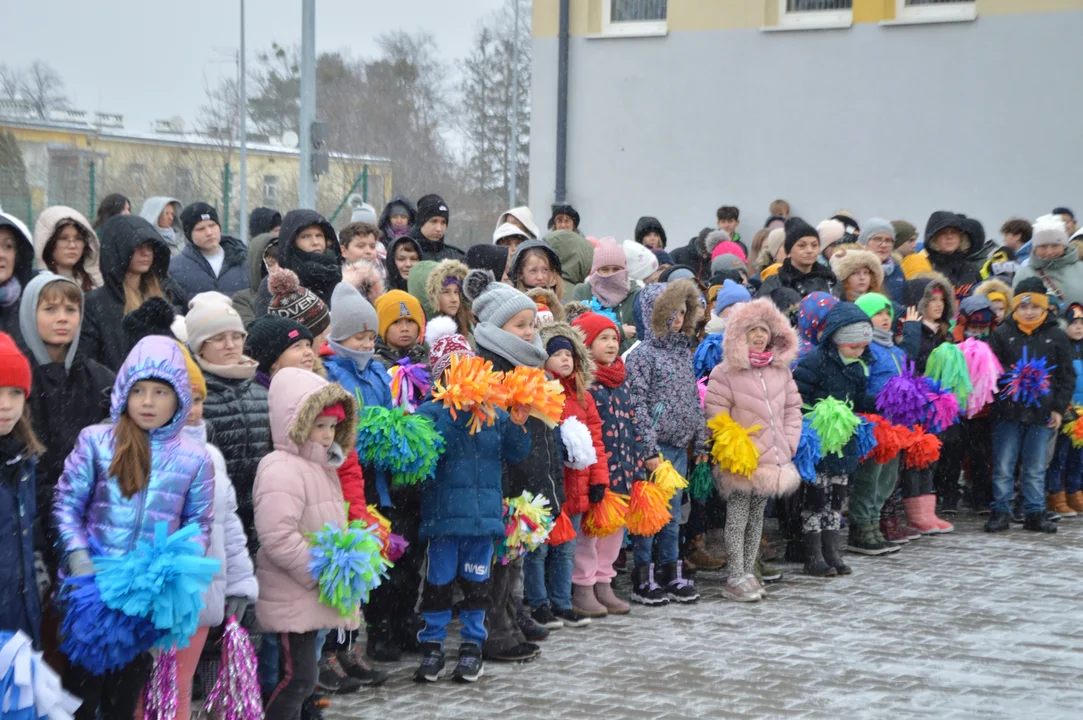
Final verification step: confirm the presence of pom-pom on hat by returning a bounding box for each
[185,291,246,355]
[268,268,330,338]
[429,332,474,380]
[816,218,847,253]
[375,290,426,340]
[463,269,537,329]
[0,332,31,396]
[590,237,626,273]
[244,314,314,375]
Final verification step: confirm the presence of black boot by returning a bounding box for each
[1023,511,1057,533]
[365,621,401,663]
[629,564,669,605]
[802,532,836,577]
[984,510,1011,533]
[822,529,852,575]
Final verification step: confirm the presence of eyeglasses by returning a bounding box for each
[866,237,894,247]
[56,235,86,246]
[206,331,246,347]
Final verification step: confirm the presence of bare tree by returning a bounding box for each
[20,61,68,119]
[0,65,22,102]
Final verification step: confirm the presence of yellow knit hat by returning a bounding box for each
[375,290,426,341]
[176,342,207,399]
[900,252,933,279]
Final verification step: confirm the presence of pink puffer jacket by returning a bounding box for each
[704,299,802,498]
[253,368,360,634]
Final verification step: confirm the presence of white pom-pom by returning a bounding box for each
[560,416,597,470]
[424,315,459,347]
[0,630,82,719]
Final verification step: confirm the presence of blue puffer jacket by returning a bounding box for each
[793,303,878,476]
[414,401,530,540]
[169,235,250,305]
[0,438,41,645]
[53,336,215,563]
[1071,340,1083,406]
[323,352,393,411]
[866,321,921,395]
[881,261,906,304]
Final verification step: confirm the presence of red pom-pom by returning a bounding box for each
[859,414,908,464]
[268,268,301,298]
[902,427,941,469]
[547,510,577,546]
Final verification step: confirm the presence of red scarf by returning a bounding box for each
[594,357,627,387]
[749,350,774,368]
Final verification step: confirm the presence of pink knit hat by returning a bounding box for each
[590,236,626,273]
[710,240,747,263]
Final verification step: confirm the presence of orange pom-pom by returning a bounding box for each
[499,366,565,428]
[902,427,942,469]
[582,490,629,538]
[625,481,671,536]
[547,510,577,545]
[431,354,506,434]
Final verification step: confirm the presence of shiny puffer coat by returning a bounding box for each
[53,336,215,563]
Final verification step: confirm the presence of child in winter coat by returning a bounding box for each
[986,278,1075,534]
[793,303,878,577]
[510,240,565,301]
[276,209,343,307]
[420,259,472,340]
[572,312,643,614]
[570,237,640,354]
[411,335,530,683]
[53,336,214,718]
[1046,302,1083,515]
[254,369,360,720]
[324,282,392,410]
[530,321,610,624]
[374,290,429,371]
[626,279,708,605]
[0,334,45,645]
[463,269,556,662]
[705,300,802,602]
[795,292,839,360]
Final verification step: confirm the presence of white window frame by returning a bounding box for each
[894,0,976,24]
[263,174,280,206]
[600,0,667,38]
[777,0,853,31]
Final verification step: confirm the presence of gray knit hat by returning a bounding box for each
[858,218,896,247]
[329,281,379,342]
[833,322,873,345]
[463,269,536,328]
[711,253,747,276]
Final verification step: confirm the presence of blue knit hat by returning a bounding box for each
[714,279,751,315]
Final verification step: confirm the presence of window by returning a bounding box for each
[602,0,667,36]
[895,0,975,22]
[779,0,853,28]
[263,174,280,206]
[171,166,194,202]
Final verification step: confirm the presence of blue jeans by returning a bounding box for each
[418,535,493,647]
[258,633,279,695]
[992,420,1052,515]
[631,443,686,567]
[523,514,581,611]
[1046,433,1083,495]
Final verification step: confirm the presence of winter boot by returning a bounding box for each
[630,564,669,606]
[879,515,910,544]
[316,653,362,694]
[685,534,726,571]
[658,562,700,603]
[821,529,852,575]
[337,645,389,686]
[1024,511,1058,533]
[571,584,608,618]
[1067,490,1083,513]
[923,495,954,532]
[902,497,940,535]
[593,582,631,615]
[784,537,806,563]
[365,621,401,663]
[1047,491,1077,517]
[984,510,1011,533]
[847,523,895,556]
[801,532,836,577]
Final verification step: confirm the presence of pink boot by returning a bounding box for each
[594,582,630,615]
[901,497,940,535]
[923,495,954,533]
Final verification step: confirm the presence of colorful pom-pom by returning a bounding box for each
[389,357,431,414]
[960,337,1002,418]
[560,416,598,470]
[307,521,391,614]
[923,378,961,433]
[355,406,445,485]
[1062,407,1083,449]
[707,412,761,477]
[431,354,506,433]
[925,342,973,407]
[806,397,861,457]
[547,510,578,545]
[60,574,161,674]
[876,362,929,427]
[204,616,263,720]
[693,333,723,379]
[0,630,82,719]
[687,462,715,502]
[625,481,671,536]
[94,522,220,650]
[142,648,177,720]
[363,504,392,557]
[583,490,629,537]
[902,427,942,469]
[860,414,908,464]
[854,418,878,460]
[794,418,823,482]
[650,456,689,500]
[496,492,554,563]
[1001,346,1053,408]
[499,366,566,428]
[697,377,708,410]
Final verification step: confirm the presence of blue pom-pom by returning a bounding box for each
[60,574,161,673]
[307,521,392,614]
[854,418,878,460]
[795,418,823,483]
[1001,346,1053,408]
[355,406,446,486]
[693,333,724,379]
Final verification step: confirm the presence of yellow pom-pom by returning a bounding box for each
[1063,406,1083,449]
[650,456,688,501]
[583,490,629,537]
[626,482,671,536]
[499,367,566,428]
[708,412,761,478]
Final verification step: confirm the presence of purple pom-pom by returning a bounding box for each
[388,533,409,562]
[205,617,263,720]
[142,649,178,720]
[876,362,929,427]
[923,378,960,433]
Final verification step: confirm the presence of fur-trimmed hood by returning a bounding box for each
[974,277,1013,307]
[641,278,704,342]
[830,246,884,300]
[562,300,591,323]
[527,287,567,324]
[269,368,357,462]
[538,320,595,386]
[916,271,958,322]
[721,299,798,372]
[425,258,469,312]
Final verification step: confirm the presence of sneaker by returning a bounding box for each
[530,604,564,630]
[516,607,551,641]
[630,564,669,606]
[659,562,700,603]
[722,575,761,603]
[552,607,591,628]
[485,642,539,663]
[413,642,446,683]
[337,646,389,686]
[316,653,362,694]
[452,643,484,683]
[984,510,1011,533]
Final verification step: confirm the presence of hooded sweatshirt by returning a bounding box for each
[0,212,35,343]
[232,230,278,327]
[546,230,595,297]
[385,235,424,292]
[138,196,185,255]
[377,194,417,243]
[32,206,103,291]
[276,209,343,307]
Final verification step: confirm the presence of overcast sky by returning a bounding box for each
[4,0,506,132]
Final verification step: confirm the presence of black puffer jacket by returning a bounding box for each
[634,216,667,249]
[670,228,713,283]
[201,368,270,549]
[277,209,342,307]
[989,312,1075,426]
[0,436,41,645]
[478,347,564,515]
[169,234,249,304]
[81,215,185,371]
[757,258,838,299]
[411,227,466,263]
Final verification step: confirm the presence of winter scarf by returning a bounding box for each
[0,277,20,307]
[385,225,411,241]
[1014,311,1048,336]
[159,226,177,246]
[871,328,894,348]
[881,257,897,279]
[474,321,547,368]
[197,355,259,381]
[328,339,375,374]
[749,350,774,367]
[594,358,627,387]
[588,271,630,309]
[588,297,620,325]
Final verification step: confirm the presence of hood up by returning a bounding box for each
[635,216,667,248]
[378,194,417,239]
[97,215,172,302]
[18,272,83,369]
[721,298,797,371]
[138,196,184,251]
[797,292,838,349]
[33,205,103,287]
[538,320,595,386]
[640,278,703,343]
[545,230,594,285]
[0,211,35,289]
[109,335,192,443]
[247,231,280,288]
[267,367,357,464]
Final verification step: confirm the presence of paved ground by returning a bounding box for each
[324,516,1083,719]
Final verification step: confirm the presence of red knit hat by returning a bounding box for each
[319,402,346,422]
[0,333,31,396]
[572,312,619,349]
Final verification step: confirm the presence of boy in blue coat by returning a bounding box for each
[413,334,530,684]
[323,281,393,411]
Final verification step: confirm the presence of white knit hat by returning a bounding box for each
[185,292,246,354]
[1032,214,1069,248]
[623,239,658,281]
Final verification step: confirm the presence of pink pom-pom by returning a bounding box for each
[268,267,300,298]
[960,337,1002,417]
[205,617,263,720]
[924,381,960,433]
[697,377,708,409]
[142,648,178,720]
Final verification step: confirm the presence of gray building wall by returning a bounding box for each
[529,12,1083,247]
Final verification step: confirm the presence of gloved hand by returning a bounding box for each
[225,596,248,621]
[67,549,95,577]
[588,484,606,504]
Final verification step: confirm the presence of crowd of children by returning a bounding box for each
[0,194,1080,720]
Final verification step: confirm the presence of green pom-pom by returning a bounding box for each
[925,343,973,406]
[688,462,715,501]
[355,406,446,486]
[805,397,861,457]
